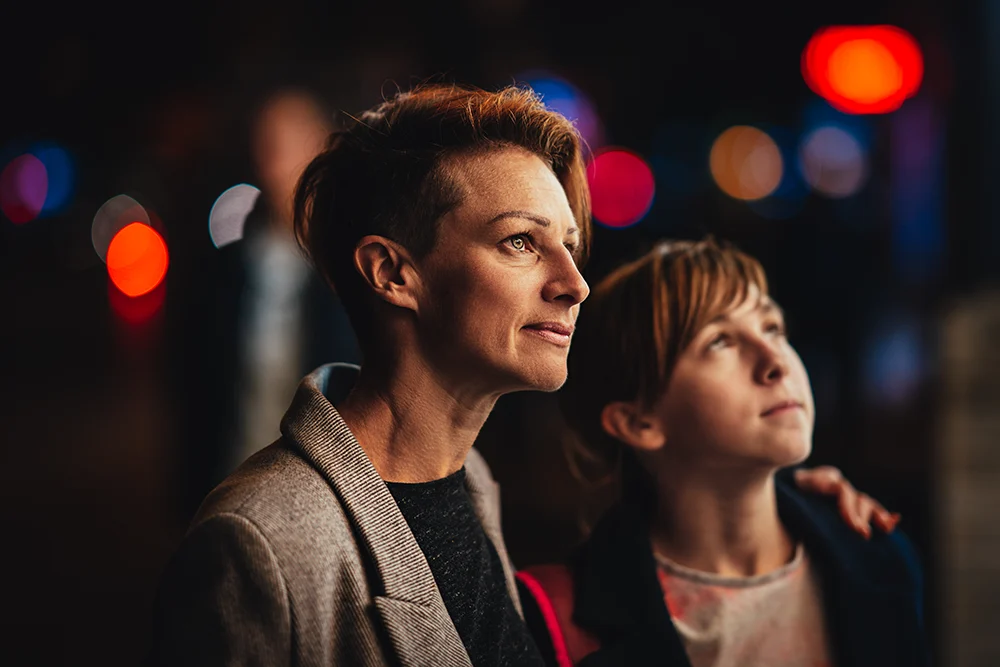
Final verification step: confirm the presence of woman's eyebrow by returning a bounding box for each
[487,210,550,227]
[486,210,579,237]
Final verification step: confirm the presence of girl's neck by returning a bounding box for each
[647,468,795,578]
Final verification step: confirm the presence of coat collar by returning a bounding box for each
[280,363,486,666]
[571,475,928,667]
[773,476,929,667]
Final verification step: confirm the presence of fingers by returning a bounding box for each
[793,466,843,495]
[797,466,870,538]
[853,493,874,540]
[836,487,864,538]
[873,507,902,534]
[794,466,902,537]
[853,494,904,537]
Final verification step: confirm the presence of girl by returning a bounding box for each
[518,237,928,667]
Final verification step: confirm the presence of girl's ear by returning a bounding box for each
[600,401,667,452]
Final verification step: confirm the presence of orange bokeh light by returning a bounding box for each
[803,25,923,114]
[107,222,169,297]
[709,126,783,201]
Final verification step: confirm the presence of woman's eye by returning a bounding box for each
[765,322,787,336]
[506,234,530,252]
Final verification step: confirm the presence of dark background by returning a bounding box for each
[2,0,996,664]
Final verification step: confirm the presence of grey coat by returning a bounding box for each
[149,364,522,667]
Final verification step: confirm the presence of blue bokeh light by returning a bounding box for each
[519,71,603,148]
[30,143,75,216]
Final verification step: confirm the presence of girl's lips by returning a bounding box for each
[761,401,804,417]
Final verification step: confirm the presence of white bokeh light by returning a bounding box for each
[92,194,151,262]
[799,126,869,198]
[209,184,261,248]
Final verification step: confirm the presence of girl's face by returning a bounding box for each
[650,286,815,472]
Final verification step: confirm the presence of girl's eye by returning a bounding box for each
[708,333,731,350]
[765,321,787,337]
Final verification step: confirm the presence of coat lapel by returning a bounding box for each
[372,597,473,667]
[281,363,472,667]
[464,448,524,617]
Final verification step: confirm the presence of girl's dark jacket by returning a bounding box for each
[520,470,930,667]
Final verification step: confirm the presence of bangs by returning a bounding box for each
[648,240,769,400]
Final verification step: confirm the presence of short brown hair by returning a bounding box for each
[559,237,769,497]
[293,83,592,353]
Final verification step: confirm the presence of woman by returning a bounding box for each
[518,237,928,667]
[149,83,591,667]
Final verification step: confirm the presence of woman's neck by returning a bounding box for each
[648,467,795,578]
[335,354,498,483]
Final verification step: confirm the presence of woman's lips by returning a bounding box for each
[523,323,573,347]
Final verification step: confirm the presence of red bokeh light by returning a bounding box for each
[106,222,169,297]
[109,278,167,324]
[586,148,655,228]
[803,25,923,115]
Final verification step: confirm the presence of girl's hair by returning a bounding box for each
[558,236,769,514]
[293,83,591,355]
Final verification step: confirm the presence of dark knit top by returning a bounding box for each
[386,468,545,667]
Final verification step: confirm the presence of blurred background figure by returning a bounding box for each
[169,87,361,518]
[235,88,361,470]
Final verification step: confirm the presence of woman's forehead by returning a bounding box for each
[442,150,575,229]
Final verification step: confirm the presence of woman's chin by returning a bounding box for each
[507,363,569,394]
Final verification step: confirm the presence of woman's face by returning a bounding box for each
[652,287,815,471]
[415,147,590,396]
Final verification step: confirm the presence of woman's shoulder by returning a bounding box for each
[191,440,357,554]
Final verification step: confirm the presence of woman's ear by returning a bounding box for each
[600,401,667,452]
[353,235,422,313]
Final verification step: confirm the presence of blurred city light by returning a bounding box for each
[586,148,655,228]
[801,98,873,150]
[748,126,809,219]
[92,194,151,262]
[799,126,869,198]
[520,71,604,149]
[709,126,783,201]
[108,279,167,325]
[209,183,260,248]
[106,222,169,297]
[0,153,48,224]
[32,143,75,216]
[890,99,944,282]
[802,25,923,115]
[863,314,925,406]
